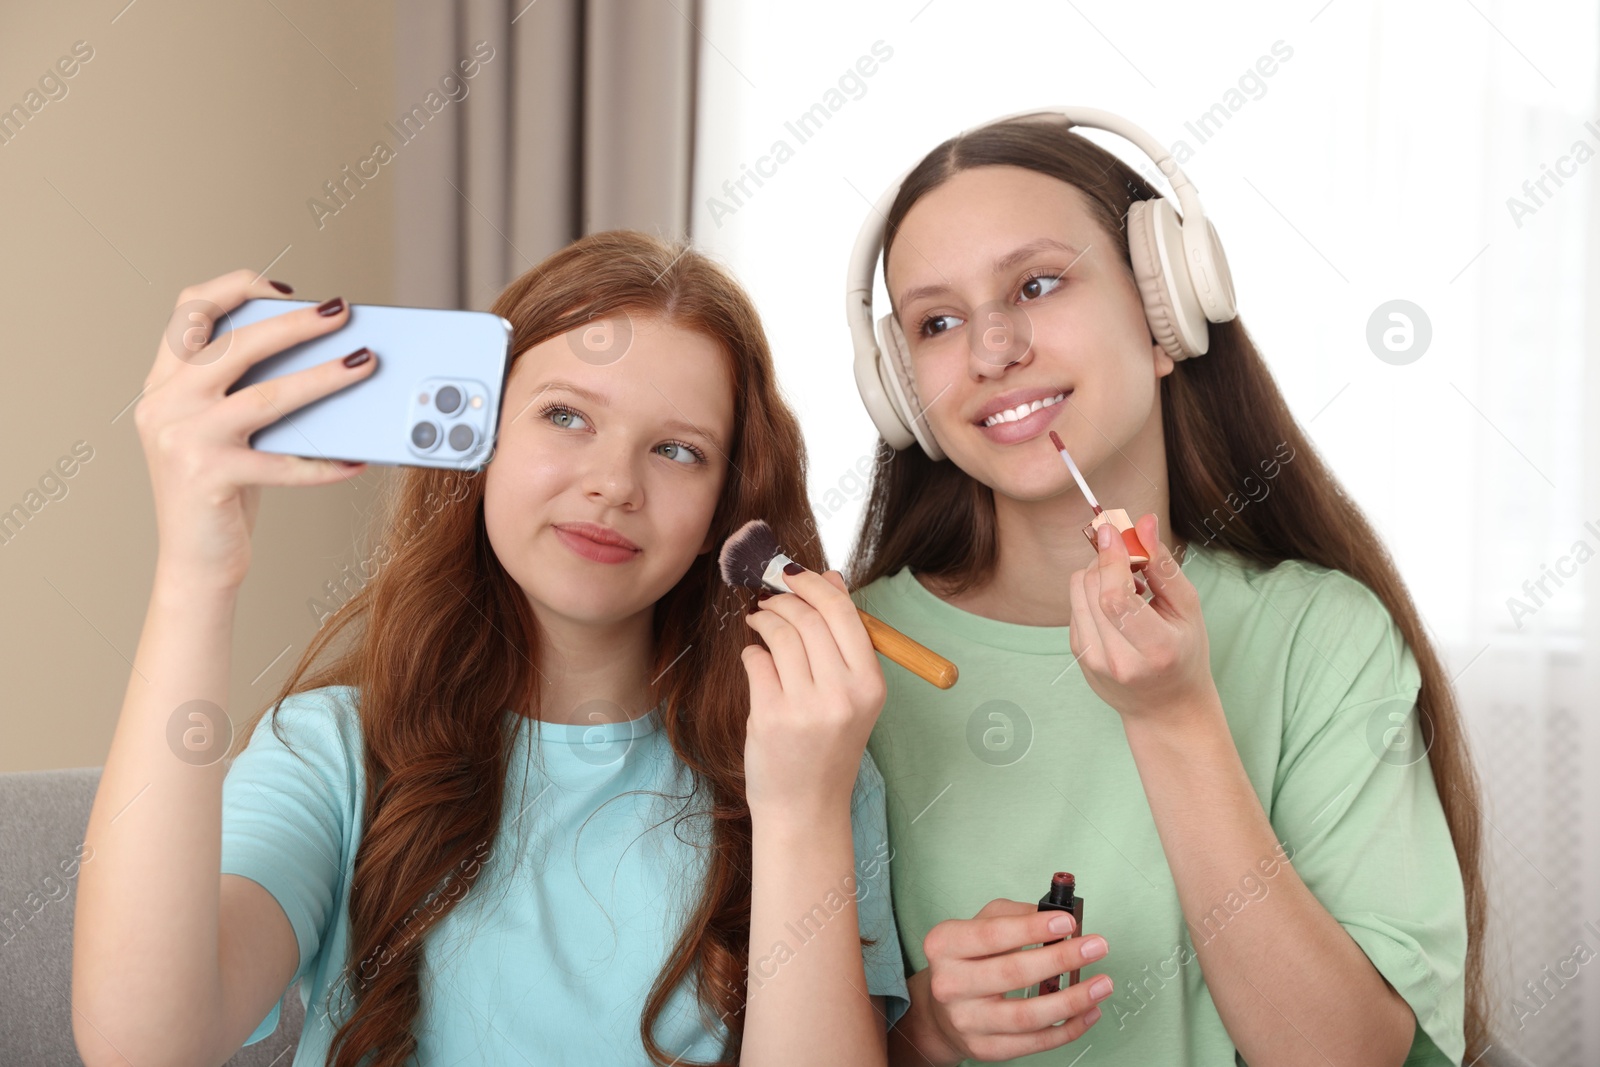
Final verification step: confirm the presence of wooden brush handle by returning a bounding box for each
[858,609,958,689]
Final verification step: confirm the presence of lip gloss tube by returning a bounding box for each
[1037,871,1085,995]
[1082,508,1150,570]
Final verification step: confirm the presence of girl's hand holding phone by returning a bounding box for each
[1068,512,1220,728]
[78,269,377,1066]
[136,270,376,590]
[738,566,887,818]
[914,898,1109,1062]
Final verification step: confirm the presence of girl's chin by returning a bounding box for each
[992,484,1080,507]
[529,596,653,629]
[525,570,653,619]
[950,451,1078,499]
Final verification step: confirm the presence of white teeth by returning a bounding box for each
[983,392,1067,428]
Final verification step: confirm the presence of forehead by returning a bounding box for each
[507,314,734,435]
[885,165,1106,298]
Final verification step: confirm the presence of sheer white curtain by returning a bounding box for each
[689,1,1599,1061]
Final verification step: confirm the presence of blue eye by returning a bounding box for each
[540,403,588,430]
[657,441,707,465]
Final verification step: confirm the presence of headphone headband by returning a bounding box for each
[846,106,1238,460]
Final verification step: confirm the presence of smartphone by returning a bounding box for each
[213,298,513,471]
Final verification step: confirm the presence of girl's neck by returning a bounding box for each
[525,605,656,724]
[924,411,1179,628]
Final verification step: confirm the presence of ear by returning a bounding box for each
[1153,339,1177,380]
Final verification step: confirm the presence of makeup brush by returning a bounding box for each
[718,519,958,689]
[1049,430,1150,570]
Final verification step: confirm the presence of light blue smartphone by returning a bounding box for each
[214,298,513,471]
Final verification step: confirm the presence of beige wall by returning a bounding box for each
[0,3,397,771]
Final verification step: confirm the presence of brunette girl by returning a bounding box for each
[844,114,1484,1066]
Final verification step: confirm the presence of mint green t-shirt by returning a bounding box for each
[851,543,1466,1066]
[220,685,909,1065]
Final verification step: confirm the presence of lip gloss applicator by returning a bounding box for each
[1049,430,1149,571]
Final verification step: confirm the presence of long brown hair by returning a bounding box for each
[235,230,827,1067]
[844,116,1492,1061]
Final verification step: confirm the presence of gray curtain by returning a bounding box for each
[392,0,699,311]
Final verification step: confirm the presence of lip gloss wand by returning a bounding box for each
[1049,430,1150,572]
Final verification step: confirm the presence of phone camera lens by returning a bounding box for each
[435,385,463,415]
[411,421,440,449]
[448,424,476,452]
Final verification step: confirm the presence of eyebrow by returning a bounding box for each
[528,378,726,450]
[895,238,1085,311]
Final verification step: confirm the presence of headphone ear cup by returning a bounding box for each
[1127,199,1189,360]
[876,313,946,462]
[1128,199,1203,360]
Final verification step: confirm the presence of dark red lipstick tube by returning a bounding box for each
[1037,871,1084,996]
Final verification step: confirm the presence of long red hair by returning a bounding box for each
[235,230,828,1066]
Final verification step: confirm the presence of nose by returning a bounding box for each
[966,302,1036,381]
[583,438,643,510]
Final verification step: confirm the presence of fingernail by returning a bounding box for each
[1089,975,1113,1001]
[1047,914,1075,935]
[1084,1006,1102,1025]
[317,296,346,316]
[269,279,294,294]
[782,561,804,576]
[1097,525,1111,548]
[1080,936,1107,960]
[757,589,774,601]
[343,347,372,368]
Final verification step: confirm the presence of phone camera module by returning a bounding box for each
[409,376,491,467]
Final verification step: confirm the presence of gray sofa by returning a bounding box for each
[0,767,302,1066]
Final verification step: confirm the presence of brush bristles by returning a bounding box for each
[718,518,784,590]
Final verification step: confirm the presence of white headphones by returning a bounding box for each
[845,106,1239,461]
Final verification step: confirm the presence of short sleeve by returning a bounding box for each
[1269,577,1467,1065]
[849,749,912,1029]
[220,686,360,1045]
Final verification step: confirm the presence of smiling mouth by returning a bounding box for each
[979,391,1069,428]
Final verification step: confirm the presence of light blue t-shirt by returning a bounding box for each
[220,685,910,1064]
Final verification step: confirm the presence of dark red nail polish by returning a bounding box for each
[343,347,372,368]
[782,561,804,576]
[317,296,345,316]
[269,280,294,294]
[757,589,774,600]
